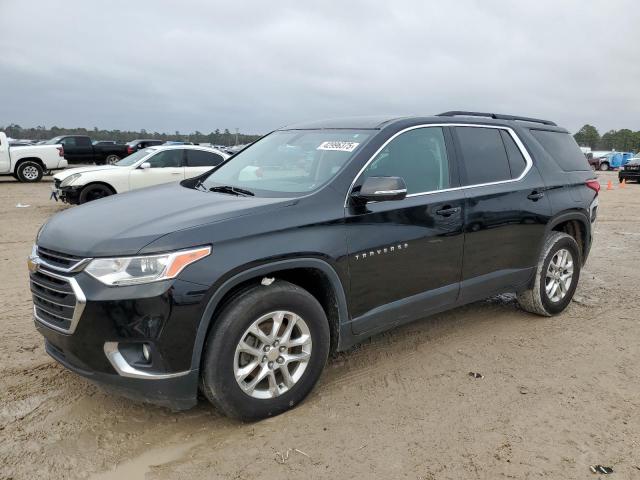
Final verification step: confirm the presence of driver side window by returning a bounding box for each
[361,127,450,194]
[147,150,184,168]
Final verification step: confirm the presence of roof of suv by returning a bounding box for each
[283,112,568,133]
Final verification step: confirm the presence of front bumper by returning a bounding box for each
[51,184,82,204]
[31,263,210,410]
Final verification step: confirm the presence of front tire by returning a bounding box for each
[517,232,581,316]
[16,161,44,182]
[78,183,114,203]
[200,280,330,420]
[599,162,609,171]
[105,154,120,165]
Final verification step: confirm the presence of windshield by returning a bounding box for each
[114,148,154,166]
[198,129,371,195]
[44,136,64,145]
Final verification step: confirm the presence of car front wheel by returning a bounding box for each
[200,280,330,420]
[517,231,581,316]
[78,183,114,203]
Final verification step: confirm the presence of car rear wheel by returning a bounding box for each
[78,183,114,203]
[16,161,44,182]
[599,162,609,171]
[200,280,330,420]
[517,232,581,316]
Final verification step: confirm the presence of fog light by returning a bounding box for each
[142,344,151,362]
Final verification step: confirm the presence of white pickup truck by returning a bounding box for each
[0,132,68,182]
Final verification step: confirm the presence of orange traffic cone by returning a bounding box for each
[607,180,613,190]
[620,179,626,188]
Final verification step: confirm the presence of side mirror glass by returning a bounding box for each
[352,176,407,203]
[140,162,151,170]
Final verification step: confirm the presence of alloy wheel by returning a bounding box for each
[233,310,312,399]
[22,165,39,180]
[545,248,574,302]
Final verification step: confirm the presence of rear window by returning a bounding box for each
[455,127,511,185]
[530,130,590,171]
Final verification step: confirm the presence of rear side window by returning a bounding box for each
[499,130,527,178]
[456,127,511,185]
[530,130,590,171]
[76,137,92,147]
[186,150,224,167]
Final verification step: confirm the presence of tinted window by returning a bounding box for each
[500,130,527,178]
[76,137,92,147]
[147,149,183,168]
[361,127,450,194]
[60,137,77,147]
[187,150,224,167]
[530,130,590,171]
[456,127,510,185]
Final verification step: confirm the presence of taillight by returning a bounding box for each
[57,146,64,157]
[586,179,600,194]
[127,146,134,155]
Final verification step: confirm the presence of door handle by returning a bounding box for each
[435,206,461,217]
[527,191,545,201]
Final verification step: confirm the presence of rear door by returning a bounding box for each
[345,126,465,335]
[185,149,226,178]
[128,149,186,190]
[74,136,94,163]
[59,137,80,163]
[452,125,551,302]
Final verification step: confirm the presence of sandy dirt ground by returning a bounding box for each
[0,171,639,480]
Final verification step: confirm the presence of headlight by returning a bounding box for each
[60,173,82,187]
[85,246,211,286]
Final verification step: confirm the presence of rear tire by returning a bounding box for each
[599,162,609,171]
[78,183,114,204]
[517,232,581,316]
[16,161,44,182]
[200,280,330,420]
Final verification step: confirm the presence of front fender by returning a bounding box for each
[189,258,350,371]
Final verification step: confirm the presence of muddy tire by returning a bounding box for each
[200,280,330,420]
[16,161,44,182]
[517,232,581,316]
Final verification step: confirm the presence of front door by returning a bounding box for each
[345,126,465,335]
[128,149,186,190]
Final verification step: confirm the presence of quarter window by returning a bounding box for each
[360,127,450,194]
[187,150,224,167]
[146,149,183,168]
[456,127,511,185]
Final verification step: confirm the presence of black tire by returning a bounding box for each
[517,232,581,316]
[599,162,609,171]
[16,161,44,182]
[105,154,120,165]
[78,183,114,204]
[200,280,330,420]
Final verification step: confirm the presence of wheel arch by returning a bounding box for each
[191,258,349,371]
[80,180,118,194]
[15,156,45,170]
[544,211,590,264]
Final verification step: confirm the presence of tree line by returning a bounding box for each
[1,124,263,146]
[574,124,640,152]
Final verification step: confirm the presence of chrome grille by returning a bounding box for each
[30,268,85,334]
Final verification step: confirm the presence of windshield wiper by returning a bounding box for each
[209,185,255,196]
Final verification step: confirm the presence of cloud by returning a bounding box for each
[0,0,638,134]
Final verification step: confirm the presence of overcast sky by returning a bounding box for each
[0,0,638,135]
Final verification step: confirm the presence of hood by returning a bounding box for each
[38,182,293,257]
[54,165,119,179]
[627,158,640,166]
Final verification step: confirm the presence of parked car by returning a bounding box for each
[30,111,598,419]
[0,132,67,182]
[44,135,129,165]
[618,157,640,183]
[51,145,229,204]
[591,151,635,171]
[125,139,164,155]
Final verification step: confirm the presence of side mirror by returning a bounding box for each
[140,162,151,170]
[352,176,407,203]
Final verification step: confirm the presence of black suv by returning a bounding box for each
[29,112,599,419]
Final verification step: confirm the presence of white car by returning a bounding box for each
[52,145,229,204]
[0,132,68,182]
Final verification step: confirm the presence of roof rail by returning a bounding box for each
[437,111,557,126]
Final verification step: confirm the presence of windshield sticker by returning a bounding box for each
[317,141,360,152]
